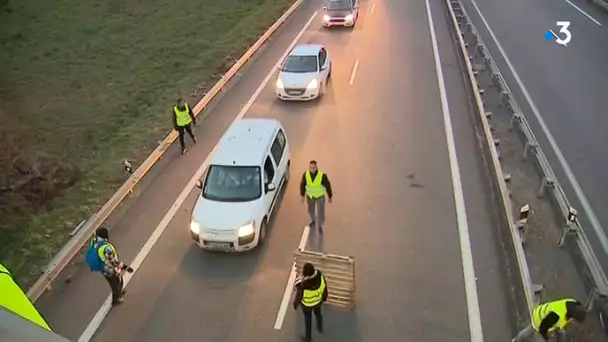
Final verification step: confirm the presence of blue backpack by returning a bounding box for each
[86,240,107,272]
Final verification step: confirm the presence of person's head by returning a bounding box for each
[568,302,586,323]
[303,262,315,277]
[176,98,185,110]
[308,160,318,173]
[95,227,109,240]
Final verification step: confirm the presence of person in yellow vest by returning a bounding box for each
[172,98,197,155]
[89,227,133,306]
[299,160,333,233]
[293,262,328,341]
[0,262,52,331]
[512,298,586,342]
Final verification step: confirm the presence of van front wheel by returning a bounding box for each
[258,220,267,246]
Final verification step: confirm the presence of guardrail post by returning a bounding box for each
[557,208,578,247]
[537,177,554,197]
[516,204,530,244]
[522,141,537,161]
[509,113,521,130]
[532,284,545,305]
[585,287,599,311]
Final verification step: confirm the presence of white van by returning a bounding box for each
[189,118,290,251]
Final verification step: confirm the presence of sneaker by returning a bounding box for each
[299,336,312,341]
[192,137,197,144]
[181,148,188,155]
[112,297,124,306]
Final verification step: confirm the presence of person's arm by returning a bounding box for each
[322,275,328,302]
[321,174,333,199]
[300,173,307,197]
[293,283,303,310]
[171,109,178,129]
[538,312,559,340]
[187,103,197,125]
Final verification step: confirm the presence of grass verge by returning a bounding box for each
[0,0,295,286]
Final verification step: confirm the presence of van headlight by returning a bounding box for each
[238,223,255,237]
[276,78,284,89]
[323,14,330,22]
[190,221,200,235]
[345,14,353,21]
[306,79,319,90]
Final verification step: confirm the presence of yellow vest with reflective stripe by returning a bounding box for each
[305,171,326,199]
[174,104,192,127]
[97,242,118,268]
[302,275,326,307]
[532,299,575,332]
[0,263,52,331]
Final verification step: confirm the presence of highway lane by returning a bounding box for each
[461,0,608,267]
[35,0,518,341]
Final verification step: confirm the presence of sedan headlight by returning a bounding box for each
[276,78,284,89]
[190,221,200,235]
[345,14,353,21]
[238,223,255,237]
[323,14,330,22]
[306,78,319,90]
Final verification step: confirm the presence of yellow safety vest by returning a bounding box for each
[0,263,52,331]
[302,275,326,307]
[97,242,118,268]
[305,171,326,199]
[174,104,192,127]
[532,299,575,332]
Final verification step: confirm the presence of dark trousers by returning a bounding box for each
[302,305,323,339]
[177,123,196,151]
[104,274,123,303]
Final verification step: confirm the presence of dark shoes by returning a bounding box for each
[181,148,188,155]
[300,336,312,341]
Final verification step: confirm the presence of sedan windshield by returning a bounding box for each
[327,0,351,11]
[281,55,318,73]
[202,165,261,202]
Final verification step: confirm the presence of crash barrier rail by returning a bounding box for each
[26,0,305,302]
[592,0,608,12]
[445,0,608,318]
[444,0,538,316]
[294,249,355,309]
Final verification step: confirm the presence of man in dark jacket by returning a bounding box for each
[293,262,328,341]
[299,160,333,233]
[172,98,197,155]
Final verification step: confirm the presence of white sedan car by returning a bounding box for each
[275,44,332,101]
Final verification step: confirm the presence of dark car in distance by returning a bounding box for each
[322,0,359,28]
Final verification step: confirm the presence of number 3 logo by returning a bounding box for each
[555,21,572,46]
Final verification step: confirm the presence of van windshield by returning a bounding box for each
[202,165,262,202]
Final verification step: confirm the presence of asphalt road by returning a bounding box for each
[461,0,608,266]
[36,0,518,341]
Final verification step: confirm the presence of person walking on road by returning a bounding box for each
[87,227,133,306]
[512,298,586,342]
[300,160,333,233]
[293,262,328,341]
[172,98,197,155]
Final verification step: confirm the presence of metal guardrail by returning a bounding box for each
[26,0,305,302]
[294,249,356,309]
[446,0,608,316]
[593,0,608,12]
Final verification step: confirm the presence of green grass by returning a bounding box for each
[0,0,295,287]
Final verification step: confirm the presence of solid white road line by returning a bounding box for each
[348,59,359,85]
[469,0,608,255]
[561,0,602,26]
[370,2,375,14]
[273,225,310,330]
[424,0,484,341]
[77,10,319,342]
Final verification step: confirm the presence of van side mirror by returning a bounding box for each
[265,183,276,192]
[195,180,203,189]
